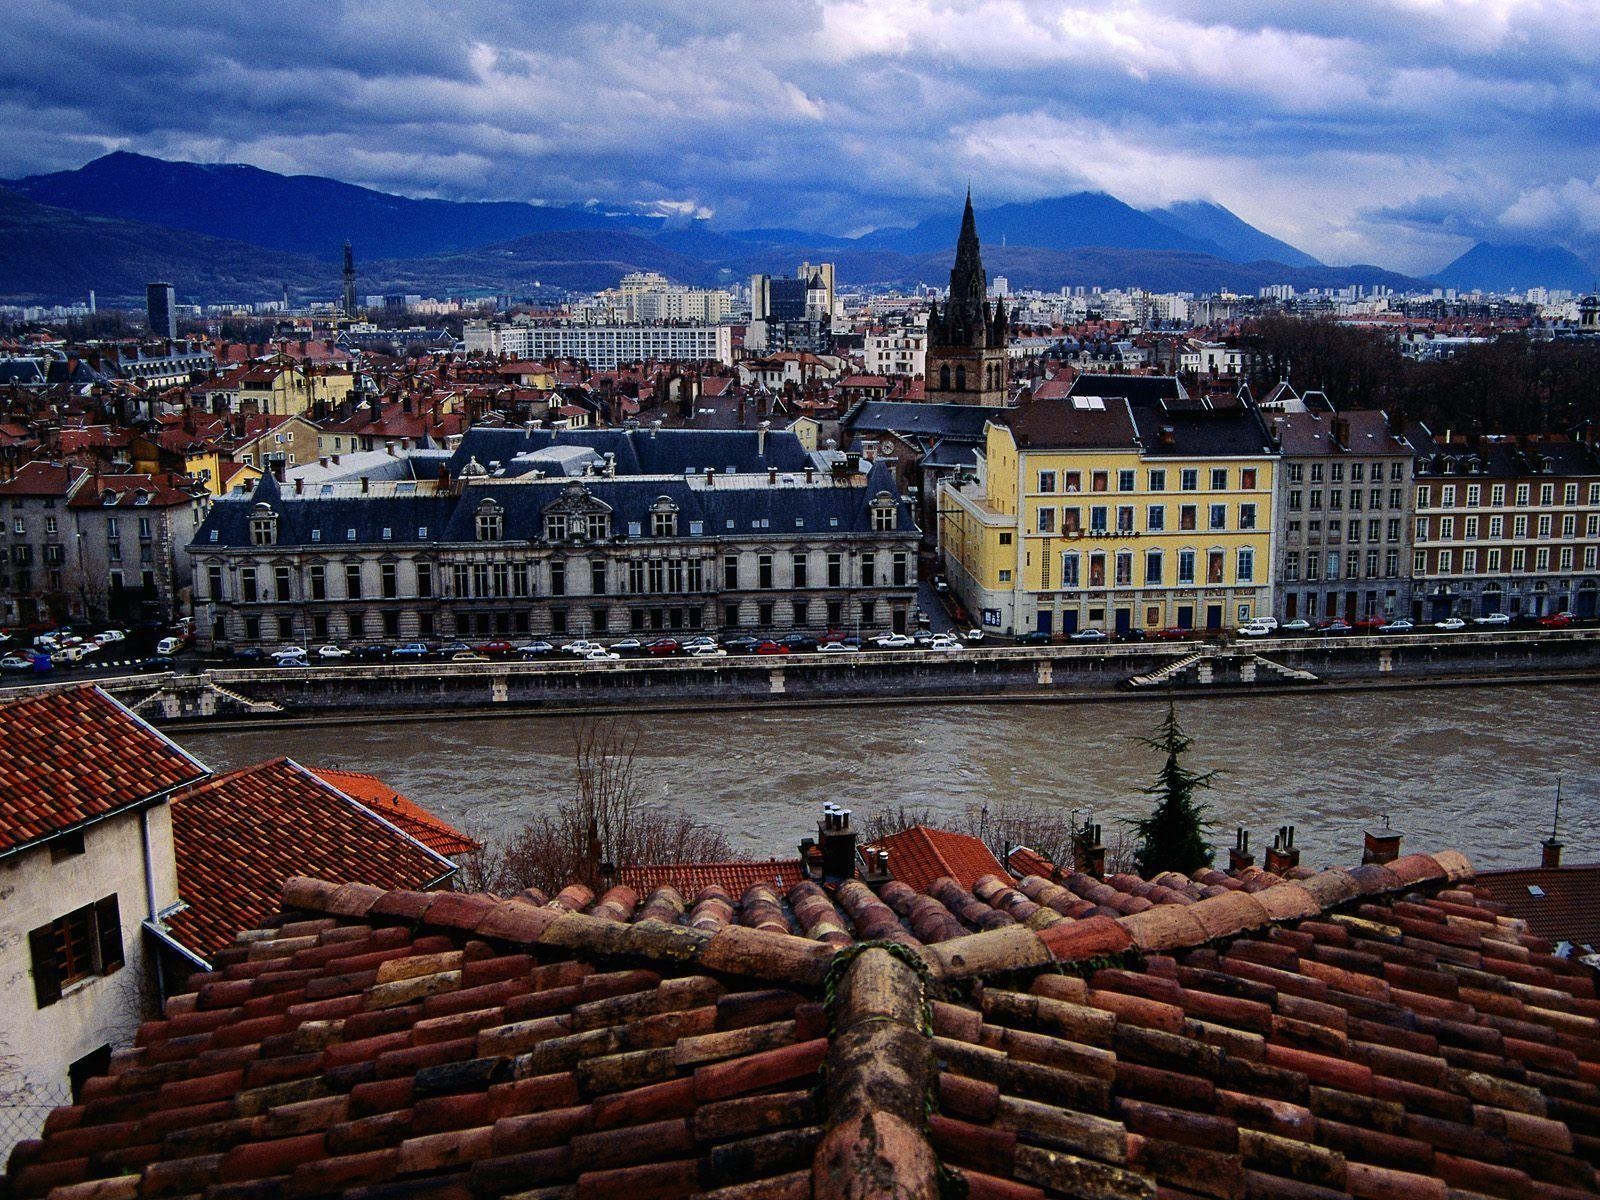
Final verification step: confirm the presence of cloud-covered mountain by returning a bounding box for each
[857,193,1224,256]
[1430,243,1597,293]
[6,152,664,260]
[1144,201,1323,269]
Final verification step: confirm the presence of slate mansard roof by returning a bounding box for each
[443,426,815,481]
[12,848,1600,1200]
[194,457,917,551]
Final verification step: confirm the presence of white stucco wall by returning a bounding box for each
[0,805,177,1160]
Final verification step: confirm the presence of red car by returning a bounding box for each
[1151,627,1195,640]
[646,637,680,655]
[754,640,791,655]
[472,640,517,655]
[1352,616,1385,632]
[1540,612,1574,628]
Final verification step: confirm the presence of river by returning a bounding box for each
[181,683,1600,875]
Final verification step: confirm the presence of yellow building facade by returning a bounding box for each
[941,401,1277,636]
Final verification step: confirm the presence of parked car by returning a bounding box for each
[137,655,172,671]
[94,629,127,644]
[685,644,727,658]
[392,642,433,659]
[1114,627,1146,642]
[1540,611,1575,628]
[778,633,818,652]
[437,641,472,655]
[561,639,601,655]
[270,644,308,660]
[156,636,184,656]
[1237,622,1273,637]
[927,634,965,650]
[584,647,621,660]
[1352,616,1387,632]
[516,641,555,656]
[472,640,518,656]
[720,635,762,654]
[872,632,916,649]
[1434,617,1466,631]
[754,640,791,655]
[1,653,36,671]
[1149,627,1193,641]
[608,638,645,654]
[276,655,310,668]
[963,628,985,643]
[316,644,353,659]
[1069,628,1109,642]
[932,576,951,594]
[646,637,681,656]
[1318,619,1353,635]
[354,644,393,659]
[1279,619,1313,634]
[1377,618,1415,633]
[817,641,853,653]
[681,635,718,650]
[1252,617,1279,630]
[451,651,489,661]
[1014,630,1053,645]
[1473,612,1511,626]
[233,646,268,663]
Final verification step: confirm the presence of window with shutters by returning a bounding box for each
[29,895,123,1008]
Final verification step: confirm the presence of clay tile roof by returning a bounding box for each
[310,767,479,857]
[618,858,804,897]
[1474,862,1600,948]
[870,825,1011,893]
[164,758,458,960]
[0,686,209,859]
[19,845,1600,1200]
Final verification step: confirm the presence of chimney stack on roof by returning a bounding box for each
[1362,820,1403,866]
[758,420,770,457]
[1229,827,1254,873]
[815,803,858,886]
[1264,826,1300,875]
[1542,837,1564,870]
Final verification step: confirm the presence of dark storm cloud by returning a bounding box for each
[1,0,1596,271]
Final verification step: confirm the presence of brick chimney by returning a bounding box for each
[1228,827,1254,873]
[1073,822,1106,880]
[1542,837,1564,870]
[815,804,858,885]
[1363,824,1403,865]
[1264,826,1300,875]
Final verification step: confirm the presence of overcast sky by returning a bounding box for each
[2,0,1597,273]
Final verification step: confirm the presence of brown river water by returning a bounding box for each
[182,683,1600,874]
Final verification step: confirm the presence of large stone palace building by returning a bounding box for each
[190,427,920,648]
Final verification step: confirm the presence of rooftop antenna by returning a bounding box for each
[1551,777,1563,841]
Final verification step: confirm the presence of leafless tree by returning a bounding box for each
[462,719,741,897]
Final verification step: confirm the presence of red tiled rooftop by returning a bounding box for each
[618,858,804,897]
[1475,862,1600,948]
[869,825,1011,893]
[311,767,480,857]
[15,846,1600,1200]
[165,758,458,960]
[0,686,209,858]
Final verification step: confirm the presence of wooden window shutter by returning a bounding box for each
[95,895,124,975]
[29,923,62,1007]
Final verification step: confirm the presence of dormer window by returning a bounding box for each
[650,496,679,538]
[249,503,278,546]
[545,513,568,541]
[133,489,150,505]
[475,500,504,542]
[871,491,898,532]
[101,490,117,506]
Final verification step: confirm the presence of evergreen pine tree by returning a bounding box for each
[1130,702,1216,877]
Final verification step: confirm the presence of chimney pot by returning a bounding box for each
[1542,837,1564,870]
[1362,828,1403,866]
[294,477,303,495]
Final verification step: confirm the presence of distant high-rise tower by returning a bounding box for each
[146,281,177,340]
[925,191,1009,406]
[342,242,357,318]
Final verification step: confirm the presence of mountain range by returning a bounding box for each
[1,152,1587,304]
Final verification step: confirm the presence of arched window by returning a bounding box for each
[939,365,951,390]
[955,365,967,391]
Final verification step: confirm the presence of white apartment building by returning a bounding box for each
[863,328,928,378]
[463,323,734,369]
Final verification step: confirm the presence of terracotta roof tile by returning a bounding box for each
[310,768,479,857]
[871,826,1011,893]
[0,686,209,857]
[617,859,803,897]
[1474,864,1600,949]
[165,759,458,960]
